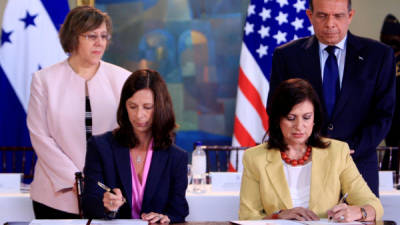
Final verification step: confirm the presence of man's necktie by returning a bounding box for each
[322,45,340,119]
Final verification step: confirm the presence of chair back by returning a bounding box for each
[198,145,248,172]
[0,146,36,183]
[377,146,400,189]
[377,146,399,170]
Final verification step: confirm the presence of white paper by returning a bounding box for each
[211,172,242,192]
[231,219,362,225]
[231,219,302,225]
[29,219,148,225]
[0,173,21,192]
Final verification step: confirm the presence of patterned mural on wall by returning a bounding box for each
[96,0,249,153]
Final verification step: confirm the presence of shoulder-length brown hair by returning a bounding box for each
[59,6,112,53]
[267,78,329,151]
[113,69,176,150]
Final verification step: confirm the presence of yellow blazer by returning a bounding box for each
[239,138,383,220]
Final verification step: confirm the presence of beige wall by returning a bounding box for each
[350,0,400,41]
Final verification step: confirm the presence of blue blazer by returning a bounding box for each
[268,32,396,196]
[82,132,189,223]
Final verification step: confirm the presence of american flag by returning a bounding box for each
[231,0,313,171]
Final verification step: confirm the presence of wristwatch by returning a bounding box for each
[360,207,367,221]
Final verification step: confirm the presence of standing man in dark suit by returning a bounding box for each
[268,0,396,196]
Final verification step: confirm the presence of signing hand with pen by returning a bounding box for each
[327,204,363,222]
[327,204,376,222]
[103,188,126,212]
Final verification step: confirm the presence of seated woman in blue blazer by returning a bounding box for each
[82,69,189,223]
[239,78,383,222]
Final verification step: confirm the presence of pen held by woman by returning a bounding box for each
[327,193,376,222]
[97,182,126,212]
[328,193,348,221]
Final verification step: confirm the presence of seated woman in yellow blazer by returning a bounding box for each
[239,78,383,222]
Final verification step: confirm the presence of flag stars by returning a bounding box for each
[273,30,287,45]
[258,25,270,39]
[308,25,315,35]
[244,22,254,35]
[275,11,288,25]
[247,4,256,17]
[1,29,13,46]
[256,44,268,58]
[259,8,271,21]
[20,11,38,29]
[291,17,304,30]
[293,0,306,13]
[276,0,289,8]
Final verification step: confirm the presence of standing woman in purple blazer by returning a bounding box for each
[27,6,130,218]
[82,69,189,223]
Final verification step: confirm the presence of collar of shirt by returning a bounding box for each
[318,35,347,55]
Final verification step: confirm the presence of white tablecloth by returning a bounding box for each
[1,188,399,225]
[0,192,35,225]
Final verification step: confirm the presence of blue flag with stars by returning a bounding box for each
[0,0,69,176]
[243,0,313,81]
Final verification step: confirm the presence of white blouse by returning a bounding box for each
[283,161,312,208]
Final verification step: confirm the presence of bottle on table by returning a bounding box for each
[191,142,206,193]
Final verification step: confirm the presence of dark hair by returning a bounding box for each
[267,78,329,151]
[59,6,112,53]
[309,0,352,12]
[114,69,176,150]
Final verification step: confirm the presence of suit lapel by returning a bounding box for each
[332,33,364,120]
[265,150,293,209]
[112,140,133,209]
[302,36,324,98]
[309,147,330,212]
[142,148,169,208]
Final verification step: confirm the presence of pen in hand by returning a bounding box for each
[328,193,348,222]
[97,181,112,193]
[97,181,126,218]
[97,181,127,203]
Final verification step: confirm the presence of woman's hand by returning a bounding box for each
[141,212,170,224]
[327,203,363,222]
[277,207,319,221]
[103,188,126,212]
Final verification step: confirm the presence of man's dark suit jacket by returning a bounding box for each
[268,32,396,196]
[82,132,189,223]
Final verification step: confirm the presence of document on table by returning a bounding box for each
[231,219,363,225]
[29,219,148,225]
